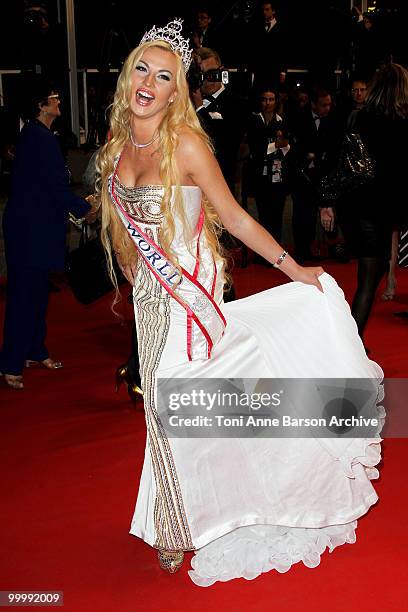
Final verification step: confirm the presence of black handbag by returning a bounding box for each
[319,133,375,202]
[66,224,124,304]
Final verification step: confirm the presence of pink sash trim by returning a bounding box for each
[110,163,226,360]
[193,208,204,279]
[188,207,204,359]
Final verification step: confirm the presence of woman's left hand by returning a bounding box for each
[291,266,325,292]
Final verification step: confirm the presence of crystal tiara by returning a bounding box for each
[140,18,193,73]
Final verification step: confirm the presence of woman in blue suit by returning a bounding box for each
[0,81,92,389]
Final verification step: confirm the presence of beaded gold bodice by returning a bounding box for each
[113,176,165,226]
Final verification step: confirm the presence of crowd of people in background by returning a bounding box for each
[184,2,408,350]
[0,2,407,391]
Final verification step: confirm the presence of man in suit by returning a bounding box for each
[192,47,248,195]
[191,7,218,50]
[191,47,248,290]
[249,1,287,91]
[288,86,342,262]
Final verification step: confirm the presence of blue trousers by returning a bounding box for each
[0,265,50,375]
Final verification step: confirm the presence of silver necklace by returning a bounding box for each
[129,130,159,148]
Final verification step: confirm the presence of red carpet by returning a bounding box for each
[0,262,407,611]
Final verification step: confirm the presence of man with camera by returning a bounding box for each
[191,47,248,195]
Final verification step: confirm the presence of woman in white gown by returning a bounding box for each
[98,20,383,586]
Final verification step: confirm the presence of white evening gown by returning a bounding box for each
[111,176,384,587]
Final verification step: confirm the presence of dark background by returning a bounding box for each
[0,0,406,143]
[1,0,407,71]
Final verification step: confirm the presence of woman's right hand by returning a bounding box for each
[121,263,137,286]
[116,255,137,285]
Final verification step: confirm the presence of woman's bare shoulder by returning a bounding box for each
[176,125,208,154]
[176,129,214,183]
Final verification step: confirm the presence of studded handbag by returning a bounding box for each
[319,133,375,202]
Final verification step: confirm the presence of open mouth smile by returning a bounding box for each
[136,88,155,106]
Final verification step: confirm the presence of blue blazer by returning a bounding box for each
[2,120,90,270]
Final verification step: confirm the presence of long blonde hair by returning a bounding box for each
[97,40,225,297]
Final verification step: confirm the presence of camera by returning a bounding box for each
[201,69,230,85]
[188,68,230,91]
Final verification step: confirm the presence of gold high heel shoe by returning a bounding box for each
[157,550,184,573]
[115,364,143,403]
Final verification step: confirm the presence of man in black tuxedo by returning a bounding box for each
[192,47,248,195]
[191,47,248,291]
[288,87,342,262]
[191,7,219,50]
[249,1,287,91]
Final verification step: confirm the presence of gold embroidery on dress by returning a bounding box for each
[118,181,194,551]
[114,176,164,226]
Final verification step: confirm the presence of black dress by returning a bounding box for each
[338,109,408,337]
[340,109,408,259]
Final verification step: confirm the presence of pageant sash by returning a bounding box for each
[110,173,226,360]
